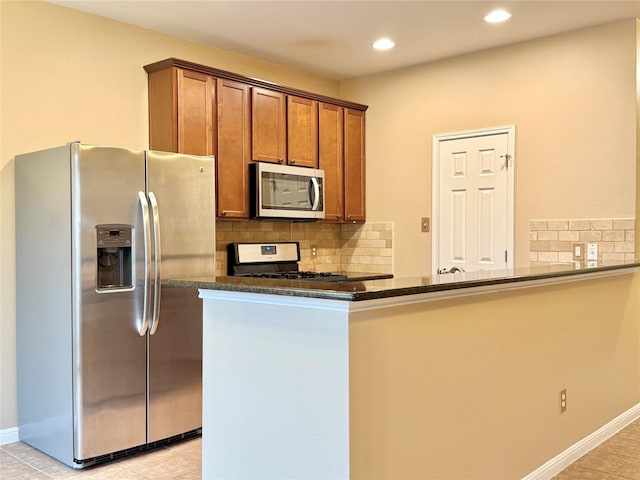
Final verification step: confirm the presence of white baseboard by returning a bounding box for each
[522,402,640,480]
[0,427,19,446]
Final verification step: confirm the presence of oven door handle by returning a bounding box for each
[310,177,320,211]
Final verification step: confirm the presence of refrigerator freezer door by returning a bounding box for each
[72,144,148,460]
[145,151,215,442]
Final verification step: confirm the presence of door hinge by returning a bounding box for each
[505,250,508,263]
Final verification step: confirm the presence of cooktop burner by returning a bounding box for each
[227,242,348,282]
[238,270,348,282]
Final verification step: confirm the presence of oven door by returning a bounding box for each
[251,162,325,220]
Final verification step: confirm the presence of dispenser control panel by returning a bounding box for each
[97,225,132,248]
[96,224,133,291]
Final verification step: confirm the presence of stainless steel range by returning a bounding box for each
[227,242,348,282]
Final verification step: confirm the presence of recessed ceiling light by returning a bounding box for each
[373,38,395,51]
[484,9,512,23]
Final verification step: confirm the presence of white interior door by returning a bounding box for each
[433,126,514,275]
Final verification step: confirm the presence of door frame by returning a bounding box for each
[431,124,515,276]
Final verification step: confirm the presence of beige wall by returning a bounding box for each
[350,272,640,478]
[0,0,339,431]
[341,19,638,276]
[637,21,640,264]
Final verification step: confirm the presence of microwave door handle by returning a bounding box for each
[148,191,162,336]
[310,177,320,211]
[138,191,152,336]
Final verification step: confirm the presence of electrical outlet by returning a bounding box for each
[560,389,567,413]
[587,243,598,261]
[311,245,317,257]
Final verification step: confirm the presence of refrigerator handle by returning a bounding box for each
[148,191,162,335]
[138,191,152,336]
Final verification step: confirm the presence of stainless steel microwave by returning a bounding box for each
[250,162,325,220]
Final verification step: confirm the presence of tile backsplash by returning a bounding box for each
[215,220,394,276]
[341,223,394,273]
[529,218,635,265]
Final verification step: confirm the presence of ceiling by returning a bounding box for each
[49,0,640,81]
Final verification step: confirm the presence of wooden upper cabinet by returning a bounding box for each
[147,67,178,153]
[344,108,366,223]
[145,59,367,221]
[288,96,318,168]
[252,87,286,164]
[319,103,344,222]
[177,69,214,156]
[147,67,214,156]
[216,79,251,219]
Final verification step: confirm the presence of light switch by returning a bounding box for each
[572,243,585,260]
[587,243,598,261]
[421,217,430,233]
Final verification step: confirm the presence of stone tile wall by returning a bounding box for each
[341,222,394,274]
[215,220,394,276]
[529,218,635,265]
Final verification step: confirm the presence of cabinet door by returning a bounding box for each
[252,87,286,164]
[217,79,251,218]
[319,103,344,222]
[177,69,214,156]
[344,108,366,223]
[288,96,318,168]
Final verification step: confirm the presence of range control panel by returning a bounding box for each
[235,242,300,264]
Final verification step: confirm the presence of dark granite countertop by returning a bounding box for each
[337,271,394,282]
[170,261,639,302]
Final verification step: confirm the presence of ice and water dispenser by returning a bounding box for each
[96,224,133,291]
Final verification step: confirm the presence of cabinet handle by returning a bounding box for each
[278,158,284,164]
[290,160,296,165]
[221,211,227,216]
[337,215,342,219]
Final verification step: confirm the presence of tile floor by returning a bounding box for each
[0,436,201,479]
[553,419,640,480]
[1,420,640,479]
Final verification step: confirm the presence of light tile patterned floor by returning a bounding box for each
[0,436,201,479]
[553,419,640,480]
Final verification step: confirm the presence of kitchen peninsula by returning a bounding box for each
[178,261,640,479]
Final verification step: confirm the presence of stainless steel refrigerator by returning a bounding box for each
[15,142,214,468]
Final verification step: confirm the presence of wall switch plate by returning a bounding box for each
[572,243,585,260]
[421,217,430,233]
[587,243,598,261]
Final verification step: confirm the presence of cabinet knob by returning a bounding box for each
[290,160,296,165]
[221,211,227,216]
[278,158,284,164]
[337,215,342,219]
